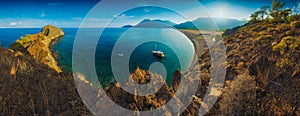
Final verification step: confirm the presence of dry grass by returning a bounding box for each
[218,73,256,115]
[0,47,92,115]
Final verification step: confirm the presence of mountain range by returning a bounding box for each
[122,19,177,28]
[122,17,247,30]
[175,17,247,30]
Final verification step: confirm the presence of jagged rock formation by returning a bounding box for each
[9,25,64,72]
[75,67,208,115]
[76,68,176,115]
[106,68,175,111]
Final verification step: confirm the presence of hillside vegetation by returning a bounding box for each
[214,18,300,115]
[207,0,300,115]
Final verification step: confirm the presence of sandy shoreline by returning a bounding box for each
[180,29,223,56]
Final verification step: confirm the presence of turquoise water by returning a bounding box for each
[0,28,194,86]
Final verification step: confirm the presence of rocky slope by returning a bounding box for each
[174,19,300,115]
[210,19,300,115]
[9,25,64,72]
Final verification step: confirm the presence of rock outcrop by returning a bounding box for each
[9,25,64,72]
[75,67,206,115]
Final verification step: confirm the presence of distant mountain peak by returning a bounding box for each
[122,19,177,28]
[175,17,247,30]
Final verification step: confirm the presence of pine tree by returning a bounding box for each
[270,0,285,21]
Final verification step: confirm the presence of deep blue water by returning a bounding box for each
[0,28,41,48]
[0,28,194,86]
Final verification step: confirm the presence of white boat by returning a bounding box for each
[152,44,164,58]
[117,53,124,57]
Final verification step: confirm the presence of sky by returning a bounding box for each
[0,0,299,28]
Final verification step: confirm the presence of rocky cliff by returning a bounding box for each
[9,25,64,72]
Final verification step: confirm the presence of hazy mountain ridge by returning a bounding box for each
[123,17,247,30]
[175,17,247,30]
[122,19,177,28]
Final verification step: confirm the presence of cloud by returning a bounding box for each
[113,14,118,18]
[0,18,59,28]
[39,12,46,18]
[144,9,151,12]
[72,17,83,20]
[79,18,113,27]
[10,22,17,26]
[48,1,64,6]
[292,1,300,14]
[0,18,121,28]
[298,2,300,11]
[113,14,134,19]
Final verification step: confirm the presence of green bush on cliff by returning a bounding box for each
[256,35,273,44]
[272,36,300,68]
[17,34,32,45]
[277,24,290,32]
[9,43,22,51]
[288,14,300,22]
[257,31,270,36]
[273,41,287,55]
[290,21,300,29]
[272,36,299,55]
[276,58,290,68]
[282,36,299,50]
[284,31,293,36]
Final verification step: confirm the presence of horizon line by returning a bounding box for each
[0,16,250,28]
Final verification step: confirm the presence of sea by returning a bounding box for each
[0,28,194,86]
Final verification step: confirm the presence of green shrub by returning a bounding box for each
[283,36,299,50]
[258,31,270,36]
[272,36,300,55]
[256,35,273,44]
[277,24,290,32]
[290,21,300,29]
[10,42,22,50]
[276,58,290,68]
[284,31,293,36]
[273,36,300,68]
[17,34,32,45]
[288,14,300,22]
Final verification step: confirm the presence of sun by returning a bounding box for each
[218,11,224,17]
